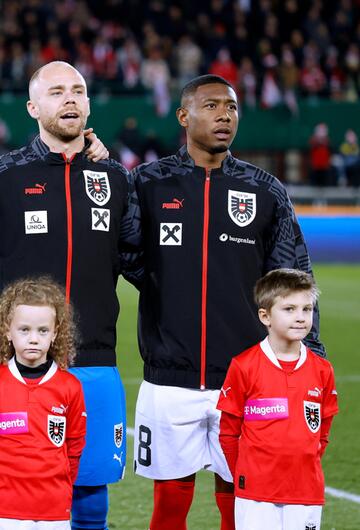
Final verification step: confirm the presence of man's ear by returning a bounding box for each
[258,308,271,327]
[176,106,188,128]
[27,100,40,120]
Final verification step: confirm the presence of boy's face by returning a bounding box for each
[258,290,314,347]
[6,304,57,368]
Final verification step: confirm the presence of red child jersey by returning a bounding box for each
[0,358,86,520]
[217,338,338,505]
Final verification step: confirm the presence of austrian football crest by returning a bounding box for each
[47,415,66,447]
[114,423,123,448]
[304,401,321,433]
[83,170,111,206]
[228,190,256,227]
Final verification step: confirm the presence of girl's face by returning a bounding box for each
[6,304,57,367]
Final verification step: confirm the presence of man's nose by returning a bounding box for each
[216,107,231,121]
[64,91,76,103]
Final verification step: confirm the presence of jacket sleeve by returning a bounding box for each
[118,165,144,289]
[263,186,326,357]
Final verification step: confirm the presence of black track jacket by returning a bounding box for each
[133,146,325,390]
[0,136,142,367]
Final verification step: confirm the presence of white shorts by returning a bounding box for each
[0,521,70,530]
[134,381,232,481]
[235,498,322,530]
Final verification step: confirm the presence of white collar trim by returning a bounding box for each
[260,337,307,370]
[8,357,58,384]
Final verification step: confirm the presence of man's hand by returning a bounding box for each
[84,128,109,162]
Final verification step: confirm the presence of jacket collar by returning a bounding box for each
[31,134,90,162]
[176,144,237,176]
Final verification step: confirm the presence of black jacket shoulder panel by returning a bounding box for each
[0,144,39,173]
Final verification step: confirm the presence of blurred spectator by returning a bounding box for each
[260,53,282,108]
[279,46,299,114]
[173,35,203,87]
[41,36,68,63]
[112,116,143,171]
[289,29,305,67]
[339,129,360,186]
[324,46,347,100]
[278,0,302,42]
[209,47,238,87]
[92,35,117,81]
[74,41,95,87]
[300,56,327,99]
[238,57,257,108]
[0,119,12,155]
[27,39,45,78]
[344,43,360,96]
[116,116,143,159]
[117,37,143,88]
[141,46,171,116]
[308,123,333,186]
[142,129,165,163]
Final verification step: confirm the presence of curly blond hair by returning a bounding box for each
[0,277,77,369]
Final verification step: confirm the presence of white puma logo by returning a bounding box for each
[221,386,231,397]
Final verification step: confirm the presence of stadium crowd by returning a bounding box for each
[0,0,360,112]
[1,0,360,186]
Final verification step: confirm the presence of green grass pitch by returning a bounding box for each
[109,265,360,529]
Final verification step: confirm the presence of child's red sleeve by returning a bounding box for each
[219,411,243,480]
[319,415,334,458]
[66,380,87,483]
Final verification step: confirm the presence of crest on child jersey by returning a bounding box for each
[83,170,111,206]
[228,190,256,227]
[114,423,123,448]
[303,401,321,433]
[47,415,66,447]
[305,524,317,530]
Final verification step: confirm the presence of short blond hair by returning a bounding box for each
[254,269,320,311]
[0,276,77,369]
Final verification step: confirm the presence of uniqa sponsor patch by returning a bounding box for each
[24,210,48,234]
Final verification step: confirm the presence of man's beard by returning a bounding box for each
[208,143,229,154]
[42,113,86,142]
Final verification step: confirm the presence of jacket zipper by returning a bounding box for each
[62,154,76,303]
[200,168,211,389]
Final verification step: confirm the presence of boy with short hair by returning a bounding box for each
[217,268,338,530]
